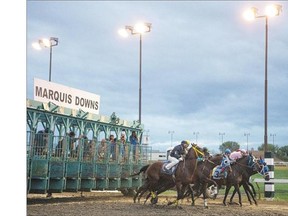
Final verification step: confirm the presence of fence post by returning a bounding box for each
[264,151,274,199]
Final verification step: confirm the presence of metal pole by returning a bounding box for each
[193,132,199,143]
[244,133,250,152]
[139,34,142,124]
[219,132,225,145]
[168,131,174,147]
[49,44,52,82]
[264,16,268,153]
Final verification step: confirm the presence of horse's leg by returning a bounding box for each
[134,181,148,203]
[243,182,257,205]
[138,187,149,203]
[248,181,257,198]
[144,192,151,204]
[235,184,242,207]
[201,182,209,209]
[133,186,142,203]
[187,185,196,206]
[229,187,237,204]
[223,184,232,206]
[167,183,183,207]
[242,183,253,205]
[229,182,243,204]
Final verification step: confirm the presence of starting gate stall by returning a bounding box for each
[108,139,122,190]
[80,138,96,191]
[26,99,150,194]
[48,135,66,193]
[120,144,133,189]
[95,139,110,190]
[64,136,82,192]
[26,129,53,194]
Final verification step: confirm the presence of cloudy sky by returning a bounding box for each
[26,1,288,153]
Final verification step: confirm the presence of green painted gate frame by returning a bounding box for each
[26,99,151,194]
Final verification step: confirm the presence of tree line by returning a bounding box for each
[219,141,288,161]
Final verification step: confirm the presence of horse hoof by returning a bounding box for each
[204,206,209,209]
[151,198,158,205]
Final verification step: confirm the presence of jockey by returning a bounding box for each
[230,149,247,162]
[213,148,232,178]
[164,140,190,172]
[224,148,231,158]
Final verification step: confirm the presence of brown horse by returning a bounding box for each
[228,156,270,205]
[186,153,229,207]
[138,144,204,207]
[221,154,262,206]
[134,152,225,208]
[206,154,265,206]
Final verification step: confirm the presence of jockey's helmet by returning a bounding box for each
[224,149,231,155]
[181,140,190,148]
[240,149,247,154]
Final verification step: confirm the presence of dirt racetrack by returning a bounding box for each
[27,191,288,216]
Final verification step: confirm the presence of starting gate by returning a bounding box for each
[26,99,152,194]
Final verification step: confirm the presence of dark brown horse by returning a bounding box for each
[134,153,225,208]
[221,154,262,206]
[229,156,270,205]
[186,153,230,207]
[140,144,204,207]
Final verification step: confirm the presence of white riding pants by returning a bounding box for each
[165,156,180,169]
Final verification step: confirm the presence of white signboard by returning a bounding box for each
[34,78,100,114]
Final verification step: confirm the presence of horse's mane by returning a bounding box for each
[233,154,249,165]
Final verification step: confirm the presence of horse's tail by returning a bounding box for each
[129,164,150,177]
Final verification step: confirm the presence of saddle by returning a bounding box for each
[161,162,178,175]
[212,166,226,180]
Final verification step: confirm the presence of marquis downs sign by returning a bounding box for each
[34,78,100,114]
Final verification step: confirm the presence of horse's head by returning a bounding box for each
[186,143,205,160]
[245,153,263,173]
[210,153,224,165]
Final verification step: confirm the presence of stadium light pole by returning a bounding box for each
[118,22,152,124]
[32,37,59,82]
[219,132,225,145]
[244,133,250,152]
[270,133,276,145]
[193,132,199,144]
[168,131,174,147]
[243,4,282,153]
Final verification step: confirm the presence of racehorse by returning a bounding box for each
[221,154,263,207]
[133,145,225,208]
[186,153,231,207]
[139,144,204,207]
[228,156,270,205]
